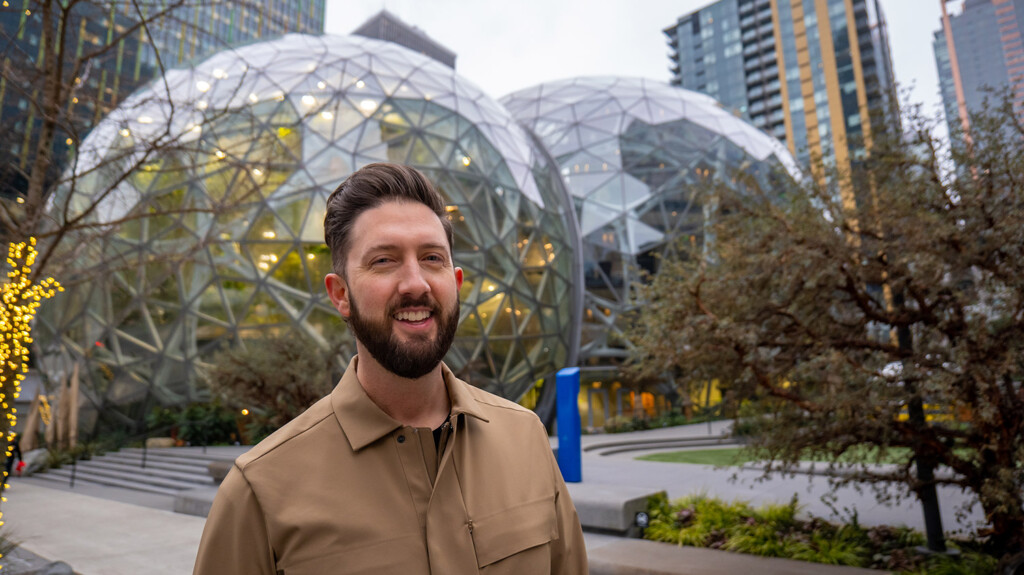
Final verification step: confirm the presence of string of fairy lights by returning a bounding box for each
[0,238,62,560]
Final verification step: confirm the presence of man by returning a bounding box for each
[194,163,587,574]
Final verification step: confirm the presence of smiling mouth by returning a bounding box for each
[394,310,431,322]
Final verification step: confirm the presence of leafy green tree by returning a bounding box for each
[628,95,1024,565]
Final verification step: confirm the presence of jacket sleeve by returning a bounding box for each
[542,424,588,574]
[193,465,277,575]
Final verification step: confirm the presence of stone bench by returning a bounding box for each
[565,483,663,538]
[207,460,233,484]
[174,486,219,517]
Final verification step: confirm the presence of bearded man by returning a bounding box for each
[193,162,587,574]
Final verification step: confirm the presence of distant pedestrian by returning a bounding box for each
[3,433,23,489]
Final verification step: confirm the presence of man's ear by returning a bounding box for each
[454,266,464,291]
[325,273,351,319]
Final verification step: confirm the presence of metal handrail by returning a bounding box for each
[59,417,219,486]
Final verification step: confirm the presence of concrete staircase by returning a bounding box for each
[32,447,224,496]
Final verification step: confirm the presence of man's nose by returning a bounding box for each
[397,260,431,296]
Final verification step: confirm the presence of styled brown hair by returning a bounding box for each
[324,163,453,276]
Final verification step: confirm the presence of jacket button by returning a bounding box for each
[397,435,406,443]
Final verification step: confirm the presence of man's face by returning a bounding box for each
[325,200,463,379]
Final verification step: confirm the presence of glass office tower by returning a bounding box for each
[934,0,1024,137]
[351,9,457,69]
[0,0,325,200]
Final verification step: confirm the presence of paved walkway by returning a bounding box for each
[3,482,204,575]
[1,421,986,574]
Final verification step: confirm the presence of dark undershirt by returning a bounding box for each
[431,424,443,450]
[431,414,450,451]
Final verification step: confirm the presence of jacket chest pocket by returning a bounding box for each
[471,494,558,573]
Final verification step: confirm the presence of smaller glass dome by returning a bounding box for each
[502,76,799,364]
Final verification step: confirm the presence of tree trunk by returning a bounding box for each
[988,503,1024,561]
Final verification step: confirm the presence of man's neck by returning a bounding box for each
[353,349,451,429]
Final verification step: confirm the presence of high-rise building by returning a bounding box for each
[351,10,456,69]
[665,0,897,176]
[933,0,1024,137]
[0,1,325,201]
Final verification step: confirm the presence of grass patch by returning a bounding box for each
[818,445,912,465]
[638,445,915,466]
[644,493,998,573]
[638,448,759,466]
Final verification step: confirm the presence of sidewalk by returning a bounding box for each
[2,421,984,574]
[3,481,880,575]
[3,482,204,575]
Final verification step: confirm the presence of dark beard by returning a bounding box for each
[348,293,460,379]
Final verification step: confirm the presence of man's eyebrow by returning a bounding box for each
[362,242,449,253]
[364,243,399,253]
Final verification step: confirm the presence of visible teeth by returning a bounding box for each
[395,310,430,322]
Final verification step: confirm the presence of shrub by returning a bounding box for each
[644,493,998,573]
[203,331,339,443]
[603,409,714,434]
[146,401,239,445]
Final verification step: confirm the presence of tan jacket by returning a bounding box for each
[193,358,587,574]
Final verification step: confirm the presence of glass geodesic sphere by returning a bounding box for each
[501,77,799,365]
[36,34,579,431]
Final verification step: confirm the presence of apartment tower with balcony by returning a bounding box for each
[665,0,897,178]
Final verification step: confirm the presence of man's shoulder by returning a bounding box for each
[234,394,335,471]
[454,378,543,425]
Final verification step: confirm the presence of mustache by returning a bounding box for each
[387,295,441,315]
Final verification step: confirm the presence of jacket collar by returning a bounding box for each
[332,356,489,452]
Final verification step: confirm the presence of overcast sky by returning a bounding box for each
[324,1,949,124]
